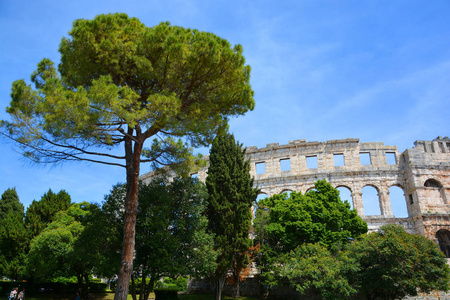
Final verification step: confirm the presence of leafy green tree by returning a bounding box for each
[101,177,215,300]
[349,224,450,300]
[205,133,259,300]
[26,202,97,293]
[0,188,24,219]
[1,13,254,299]
[25,189,71,238]
[255,180,367,289]
[279,243,358,300]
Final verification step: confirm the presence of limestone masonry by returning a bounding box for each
[141,136,450,256]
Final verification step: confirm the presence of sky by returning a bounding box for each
[0,0,449,211]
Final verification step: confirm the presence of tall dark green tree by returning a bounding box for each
[25,189,71,238]
[205,133,259,300]
[1,13,254,299]
[0,188,27,279]
[0,188,24,219]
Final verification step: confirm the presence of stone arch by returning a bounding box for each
[336,185,353,209]
[389,185,408,217]
[436,229,450,258]
[424,178,446,205]
[280,189,293,198]
[305,186,316,193]
[253,192,269,219]
[362,184,381,215]
[425,179,442,187]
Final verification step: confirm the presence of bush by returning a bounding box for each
[154,287,178,300]
[159,277,187,292]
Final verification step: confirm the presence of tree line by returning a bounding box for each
[1,133,449,300]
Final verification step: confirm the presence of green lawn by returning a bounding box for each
[26,292,257,300]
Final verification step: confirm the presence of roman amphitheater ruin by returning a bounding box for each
[141,136,450,256]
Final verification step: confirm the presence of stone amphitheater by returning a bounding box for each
[141,136,450,257]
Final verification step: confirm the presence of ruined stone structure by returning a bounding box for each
[140,136,450,256]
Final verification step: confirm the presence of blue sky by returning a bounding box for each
[0,0,449,211]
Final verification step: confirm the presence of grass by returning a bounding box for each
[26,292,257,300]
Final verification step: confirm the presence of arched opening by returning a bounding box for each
[425,179,442,188]
[362,185,381,216]
[436,229,450,258]
[390,185,408,218]
[305,187,317,194]
[337,186,353,210]
[280,189,292,199]
[253,193,269,219]
[424,178,445,205]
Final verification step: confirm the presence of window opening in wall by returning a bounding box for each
[333,154,345,167]
[425,179,441,188]
[447,142,450,152]
[256,162,266,174]
[436,230,450,258]
[439,142,445,153]
[390,186,407,218]
[362,186,381,215]
[280,158,291,171]
[386,152,396,165]
[359,152,371,165]
[190,173,198,179]
[306,156,318,169]
[337,186,353,210]
[409,194,414,204]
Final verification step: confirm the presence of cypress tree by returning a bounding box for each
[206,133,258,300]
[0,188,24,219]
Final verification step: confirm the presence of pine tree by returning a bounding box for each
[205,133,259,300]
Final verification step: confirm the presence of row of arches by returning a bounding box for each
[255,178,447,218]
[256,184,408,218]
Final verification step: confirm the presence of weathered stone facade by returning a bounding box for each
[140,136,450,254]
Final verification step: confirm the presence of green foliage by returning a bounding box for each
[102,177,215,299]
[0,188,27,279]
[0,188,24,219]
[254,180,367,296]
[256,180,367,253]
[159,277,188,292]
[0,212,28,279]
[1,12,254,170]
[25,202,95,282]
[349,224,450,300]
[205,133,259,298]
[279,243,357,300]
[135,177,215,279]
[25,189,71,238]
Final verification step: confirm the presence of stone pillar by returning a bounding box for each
[352,191,364,216]
[379,189,393,217]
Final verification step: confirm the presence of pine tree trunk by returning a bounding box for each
[114,135,142,300]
